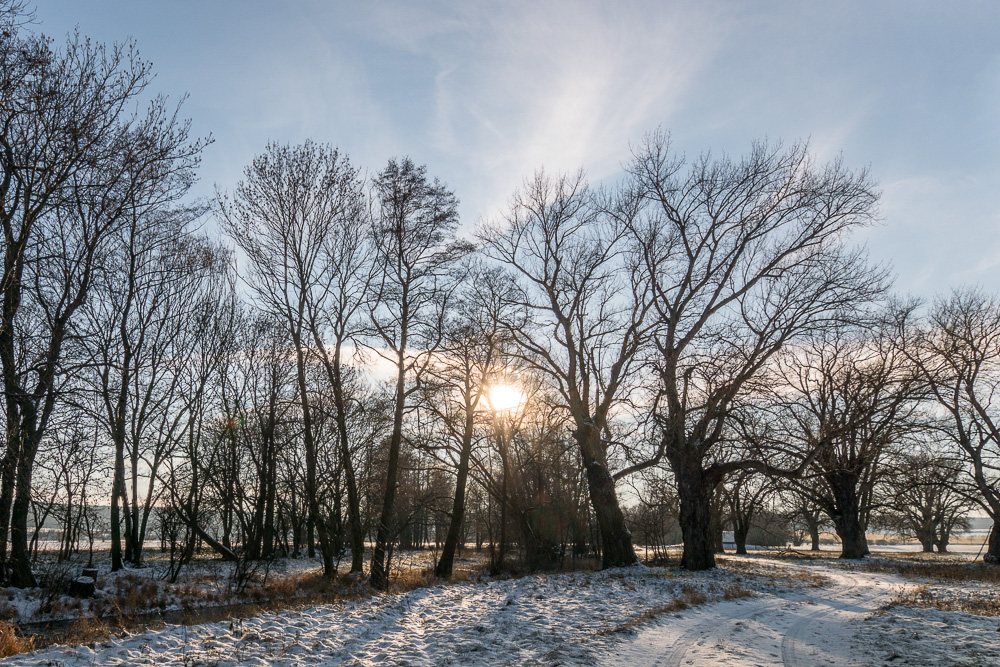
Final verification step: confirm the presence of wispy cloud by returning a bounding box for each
[356,0,732,223]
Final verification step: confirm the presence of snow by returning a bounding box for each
[855,605,1000,666]
[4,561,814,666]
[5,555,999,666]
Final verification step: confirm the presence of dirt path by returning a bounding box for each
[602,558,907,667]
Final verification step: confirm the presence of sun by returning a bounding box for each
[487,383,524,412]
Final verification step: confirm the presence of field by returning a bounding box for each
[0,543,996,665]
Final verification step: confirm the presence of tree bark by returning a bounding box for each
[577,425,637,569]
[330,349,364,574]
[0,434,20,580]
[8,445,37,587]
[674,457,717,571]
[733,518,749,555]
[710,497,726,554]
[370,349,407,590]
[809,522,821,551]
[435,409,474,579]
[985,521,1000,564]
[829,474,869,559]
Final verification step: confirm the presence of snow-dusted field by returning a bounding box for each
[6,555,999,666]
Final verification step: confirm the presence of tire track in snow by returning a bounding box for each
[605,558,903,667]
[658,596,786,667]
[779,569,864,666]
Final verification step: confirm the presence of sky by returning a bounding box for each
[32,0,1000,298]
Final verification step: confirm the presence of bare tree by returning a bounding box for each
[82,211,225,571]
[479,171,655,569]
[763,320,924,558]
[420,264,512,578]
[161,282,243,565]
[883,448,972,553]
[782,485,827,551]
[903,289,1000,562]
[218,141,368,577]
[720,470,777,555]
[218,313,297,561]
[367,157,466,590]
[627,132,887,569]
[0,9,206,584]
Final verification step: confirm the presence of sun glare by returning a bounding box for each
[488,383,524,412]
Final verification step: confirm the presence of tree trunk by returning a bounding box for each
[128,448,141,566]
[733,518,749,555]
[292,335,335,577]
[829,474,869,559]
[984,520,1000,564]
[110,434,126,572]
[809,522,821,551]
[935,525,951,554]
[0,434,21,580]
[9,443,38,587]
[577,424,637,569]
[331,353,364,575]
[710,497,725,554]
[370,350,407,591]
[263,457,276,558]
[834,515,868,559]
[673,456,716,571]
[435,410,474,579]
[915,519,936,553]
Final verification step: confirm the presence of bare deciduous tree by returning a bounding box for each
[368,157,466,590]
[420,264,512,578]
[883,448,972,553]
[479,171,655,569]
[0,8,206,584]
[764,320,923,558]
[217,140,368,577]
[904,289,1000,563]
[628,132,887,569]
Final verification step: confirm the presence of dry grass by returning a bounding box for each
[863,559,1000,584]
[390,568,437,593]
[46,616,118,648]
[722,583,755,600]
[890,584,1000,617]
[718,557,829,588]
[0,622,33,658]
[596,585,709,636]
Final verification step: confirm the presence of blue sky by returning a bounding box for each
[35,0,1000,297]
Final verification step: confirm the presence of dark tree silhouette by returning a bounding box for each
[904,290,1000,563]
[0,7,206,585]
[479,171,655,569]
[368,158,466,590]
[627,132,887,570]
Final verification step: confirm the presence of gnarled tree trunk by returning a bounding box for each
[577,424,637,569]
[673,454,717,571]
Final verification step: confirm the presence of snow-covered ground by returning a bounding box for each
[605,556,1000,666]
[6,555,999,666]
[6,560,818,666]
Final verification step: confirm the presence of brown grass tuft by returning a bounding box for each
[864,560,1000,584]
[722,583,755,600]
[0,622,33,658]
[890,584,1000,617]
[390,568,435,593]
[58,616,114,647]
[597,585,711,636]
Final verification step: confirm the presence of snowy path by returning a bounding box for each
[603,559,903,667]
